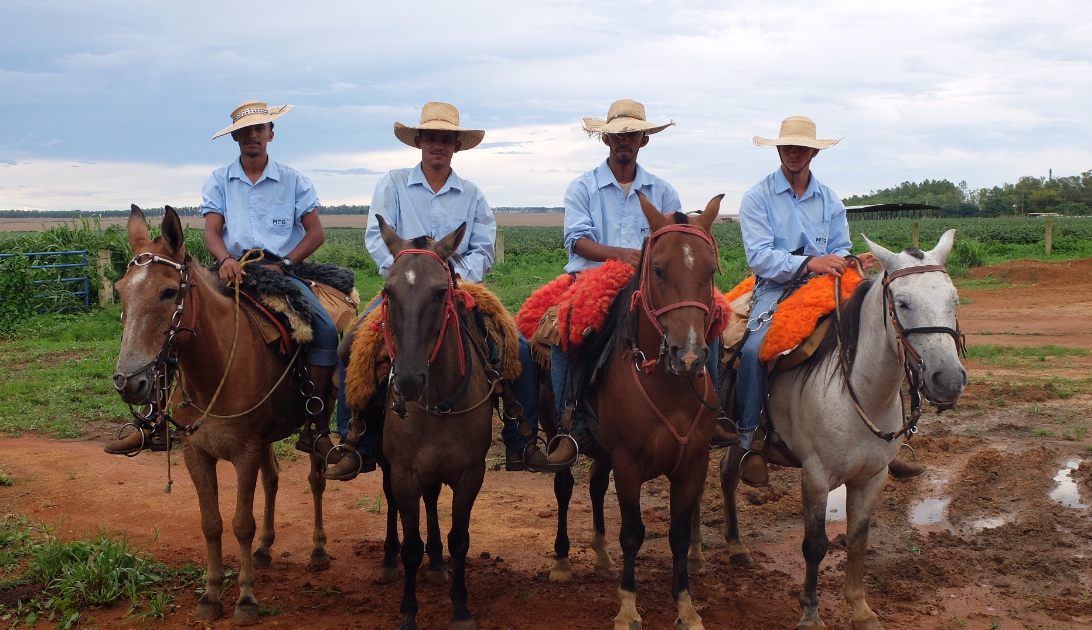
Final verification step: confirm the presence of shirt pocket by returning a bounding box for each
[805,218,831,255]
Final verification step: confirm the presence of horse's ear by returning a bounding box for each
[162,206,185,255]
[694,194,724,233]
[127,204,150,247]
[377,215,408,256]
[929,229,957,265]
[862,234,900,271]
[435,222,467,261]
[636,190,670,233]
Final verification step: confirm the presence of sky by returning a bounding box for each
[1,0,1090,214]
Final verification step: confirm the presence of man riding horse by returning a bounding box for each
[325,101,549,480]
[105,101,343,459]
[734,115,923,486]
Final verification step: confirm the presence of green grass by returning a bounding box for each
[965,345,1089,361]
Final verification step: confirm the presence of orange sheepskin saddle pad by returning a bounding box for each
[724,268,864,363]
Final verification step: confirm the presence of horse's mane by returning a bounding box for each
[799,276,876,385]
[191,257,229,295]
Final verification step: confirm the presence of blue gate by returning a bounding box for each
[0,250,91,311]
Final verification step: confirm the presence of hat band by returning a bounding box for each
[233,107,270,122]
[606,113,643,123]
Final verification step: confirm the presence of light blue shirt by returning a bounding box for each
[739,168,852,284]
[200,158,319,259]
[563,160,682,273]
[364,164,496,283]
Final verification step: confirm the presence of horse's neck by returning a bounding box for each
[427,311,477,396]
[847,279,906,410]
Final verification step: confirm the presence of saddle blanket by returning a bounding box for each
[723,268,864,363]
[343,282,520,411]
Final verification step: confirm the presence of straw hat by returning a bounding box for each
[581,99,674,138]
[753,116,840,150]
[212,101,294,140]
[393,102,485,150]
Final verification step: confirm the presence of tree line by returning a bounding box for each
[0,205,565,218]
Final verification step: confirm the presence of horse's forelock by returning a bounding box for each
[902,247,926,260]
[410,236,431,249]
[671,211,689,225]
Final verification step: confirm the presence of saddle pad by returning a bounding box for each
[343,282,520,411]
[759,267,863,363]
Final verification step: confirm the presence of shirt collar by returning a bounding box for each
[594,160,651,191]
[772,167,819,200]
[227,157,279,184]
[409,162,463,194]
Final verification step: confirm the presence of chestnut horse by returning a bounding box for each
[373,217,495,630]
[112,206,330,625]
[545,193,724,630]
[719,231,967,629]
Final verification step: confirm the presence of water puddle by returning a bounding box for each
[1050,459,1089,509]
[911,497,949,525]
[827,485,846,522]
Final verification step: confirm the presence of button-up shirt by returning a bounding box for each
[739,168,851,284]
[364,164,496,283]
[563,160,682,273]
[200,158,319,259]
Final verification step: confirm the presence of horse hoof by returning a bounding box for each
[253,549,272,569]
[729,552,755,567]
[195,599,223,621]
[450,616,476,630]
[614,621,641,630]
[687,556,706,575]
[852,617,882,630]
[675,621,705,630]
[400,614,419,630]
[425,566,449,584]
[234,599,260,626]
[594,565,620,581]
[796,617,826,629]
[309,549,331,572]
[550,557,573,582]
[375,564,401,584]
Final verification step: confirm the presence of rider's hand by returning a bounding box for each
[807,254,849,277]
[857,252,879,270]
[614,248,643,268]
[218,257,245,285]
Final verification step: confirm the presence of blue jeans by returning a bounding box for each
[736,279,784,449]
[284,275,338,367]
[335,295,382,455]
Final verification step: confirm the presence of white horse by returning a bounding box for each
[720,230,967,630]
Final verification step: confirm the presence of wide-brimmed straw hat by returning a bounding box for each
[393,102,485,151]
[753,116,840,150]
[212,101,294,140]
[581,99,674,138]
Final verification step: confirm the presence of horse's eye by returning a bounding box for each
[896,300,910,310]
[161,288,178,301]
[653,266,665,280]
[434,288,448,301]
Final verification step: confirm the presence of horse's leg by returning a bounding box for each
[844,472,887,630]
[670,475,706,630]
[397,491,425,630]
[186,447,225,621]
[589,460,618,580]
[377,456,402,584]
[447,471,484,630]
[797,468,832,630]
[424,482,449,584]
[307,451,331,571]
[719,446,754,566]
[549,467,575,582]
[253,444,278,569]
[614,462,645,630]
[688,493,706,574]
[231,450,262,626]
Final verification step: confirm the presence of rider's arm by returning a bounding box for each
[364,173,399,277]
[455,192,496,283]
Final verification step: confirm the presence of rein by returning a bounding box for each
[833,261,967,442]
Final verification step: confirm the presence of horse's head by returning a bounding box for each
[864,229,967,405]
[377,215,467,402]
[636,192,723,376]
[113,205,190,405]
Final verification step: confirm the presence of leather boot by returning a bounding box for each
[104,419,169,455]
[888,456,926,479]
[546,436,578,467]
[739,431,769,487]
[295,364,339,461]
[324,413,376,481]
[711,422,741,448]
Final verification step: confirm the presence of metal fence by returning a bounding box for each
[0,250,90,311]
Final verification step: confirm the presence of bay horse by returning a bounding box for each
[720,230,967,630]
[112,206,330,625]
[373,216,495,630]
[546,193,724,630]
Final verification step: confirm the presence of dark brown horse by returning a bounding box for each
[112,206,330,625]
[373,217,495,630]
[544,194,724,630]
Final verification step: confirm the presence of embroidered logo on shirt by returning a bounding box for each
[272,218,288,228]
[815,236,827,245]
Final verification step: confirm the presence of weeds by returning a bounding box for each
[355,494,384,514]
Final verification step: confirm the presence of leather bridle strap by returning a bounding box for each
[629,358,714,477]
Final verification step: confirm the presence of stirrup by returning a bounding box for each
[545,433,580,468]
[116,422,147,458]
[524,435,570,473]
[898,441,919,462]
[324,445,362,478]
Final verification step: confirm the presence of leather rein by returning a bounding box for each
[626,223,721,476]
[378,248,497,417]
[833,261,967,442]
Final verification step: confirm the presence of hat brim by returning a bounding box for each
[212,105,294,140]
[581,117,673,139]
[753,135,840,150]
[393,121,485,151]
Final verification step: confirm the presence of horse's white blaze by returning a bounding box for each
[405,269,416,285]
[683,243,694,269]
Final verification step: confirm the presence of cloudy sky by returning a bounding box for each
[1,0,1090,213]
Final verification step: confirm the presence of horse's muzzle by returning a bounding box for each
[667,344,708,376]
[113,369,155,405]
[924,364,967,406]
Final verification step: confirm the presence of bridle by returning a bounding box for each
[378,247,494,417]
[834,261,967,442]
